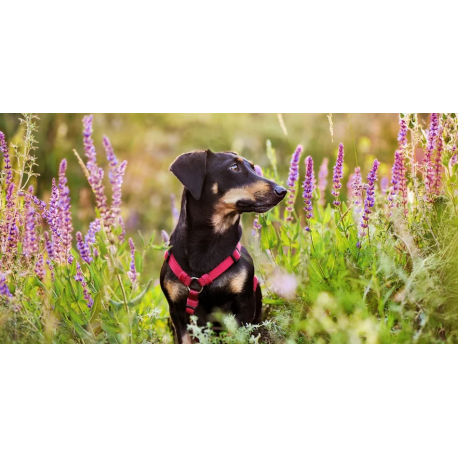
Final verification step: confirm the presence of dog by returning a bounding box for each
[160,150,286,343]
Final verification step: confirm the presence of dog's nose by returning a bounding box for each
[274,185,287,198]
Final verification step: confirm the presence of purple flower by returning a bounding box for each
[1,131,13,192]
[303,156,315,231]
[118,216,125,242]
[44,231,54,260]
[252,214,262,236]
[349,167,363,209]
[359,159,380,243]
[0,274,13,299]
[85,219,101,245]
[47,178,61,240]
[161,230,170,244]
[103,135,118,184]
[109,159,127,225]
[380,176,389,193]
[127,238,138,284]
[58,159,73,260]
[389,115,409,214]
[23,199,38,258]
[74,262,93,308]
[397,117,408,147]
[254,165,263,177]
[82,115,109,226]
[424,113,440,201]
[103,135,128,232]
[5,182,14,209]
[318,157,329,207]
[89,166,109,226]
[44,231,55,281]
[331,143,344,206]
[34,255,45,281]
[389,150,407,214]
[82,115,97,172]
[76,231,93,264]
[285,145,302,221]
[434,126,444,195]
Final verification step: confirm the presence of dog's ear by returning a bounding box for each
[170,150,210,200]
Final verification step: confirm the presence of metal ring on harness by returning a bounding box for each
[187,277,204,294]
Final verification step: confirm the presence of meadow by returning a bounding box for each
[1,113,457,344]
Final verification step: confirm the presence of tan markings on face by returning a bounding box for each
[164,279,187,302]
[211,181,271,233]
[235,157,243,163]
[229,269,248,294]
[222,181,271,204]
[212,183,218,194]
[181,333,192,344]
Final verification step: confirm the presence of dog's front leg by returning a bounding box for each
[168,307,193,344]
[233,292,258,327]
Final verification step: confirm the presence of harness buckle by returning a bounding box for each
[230,247,241,263]
[187,277,204,294]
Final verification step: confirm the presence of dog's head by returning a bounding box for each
[170,150,287,215]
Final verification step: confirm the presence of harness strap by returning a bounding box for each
[164,243,257,315]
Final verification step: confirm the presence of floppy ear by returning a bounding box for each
[170,150,210,200]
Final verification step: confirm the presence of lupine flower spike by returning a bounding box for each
[303,156,315,232]
[127,238,138,284]
[424,113,440,201]
[358,159,380,247]
[318,157,329,207]
[389,116,408,214]
[252,165,263,235]
[285,145,302,221]
[24,197,38,258]
[58,159,73,260]
[331,143,344,206]
[0,274,13,300]
[0,132,13,190]
[74,262,93,308]
[76,231,93,264]
[103,135,128,231]
[350,167,363,213]
[82,115,109,225]
[434,126,444,195]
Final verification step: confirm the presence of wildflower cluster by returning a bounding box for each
[0,114,148,344]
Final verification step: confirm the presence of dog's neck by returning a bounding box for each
[170,189,242,275]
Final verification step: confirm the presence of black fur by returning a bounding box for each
[160,150,286,343]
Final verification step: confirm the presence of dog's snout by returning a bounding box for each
[274,185,287,198]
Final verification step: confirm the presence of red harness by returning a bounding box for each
[164,243,258,315]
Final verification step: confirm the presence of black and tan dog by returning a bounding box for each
[160,150,286,343]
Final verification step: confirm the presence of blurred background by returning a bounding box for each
[0,113,415,240]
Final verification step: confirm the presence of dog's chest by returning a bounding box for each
[164,262,250,305]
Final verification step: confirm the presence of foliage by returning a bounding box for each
[1,113,458,343]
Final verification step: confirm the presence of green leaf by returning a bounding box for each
[109,278,154,308]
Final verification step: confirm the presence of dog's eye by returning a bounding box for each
[229,164,240,172]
